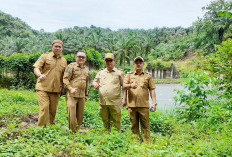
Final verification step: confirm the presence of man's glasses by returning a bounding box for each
[105,59,113,62]
[77,56,86,59]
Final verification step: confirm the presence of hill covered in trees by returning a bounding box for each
[0,11,38,38]
[0,0,231,66]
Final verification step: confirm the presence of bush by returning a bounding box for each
[0,76,12,88]
[174,72,217,121]
[0,49,104,89]
[204,38,232,95]
[87,87,99,101]
[149,112,174,135]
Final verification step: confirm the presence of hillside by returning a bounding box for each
[0,10,38,39]
[0,0,231,65]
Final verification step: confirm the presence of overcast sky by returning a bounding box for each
[0,0,213,32]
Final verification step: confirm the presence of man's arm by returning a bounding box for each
[149,89,157,112]
[34,68,47,80]
[123,82,137,89]
[85,70,90,100]
[120,71,127,106]
[92,72,100,89]
[63,66,77,94]
[121,88,127,106]
[33,55,47,80]
[123,74,137,90]
[60,60,68,95]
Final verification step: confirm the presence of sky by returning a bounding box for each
[0,0,213,32]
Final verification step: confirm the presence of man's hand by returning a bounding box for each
[85,96,88,101]
[70,88,77,94]
[130,82,137,89]
[92,82,99,89]
[39,74,47,80]
[150,103,157,112]
[121,99,127,107]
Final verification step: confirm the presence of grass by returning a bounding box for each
[0,89,232,156]
[155,78,187,84]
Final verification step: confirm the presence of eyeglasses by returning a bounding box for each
[77,56,86,59]
[105,59,113,62]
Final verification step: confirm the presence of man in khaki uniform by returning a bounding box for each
[63,51,89,132]
[33,40,67,126]
[92,53,126,131]
[123,56,157,141]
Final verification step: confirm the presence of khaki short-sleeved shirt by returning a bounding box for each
[63,62,89,98]
[33,52,67,93]
[94,67,124,106]
[123,71,155,108]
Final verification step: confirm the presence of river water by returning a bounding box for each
[149,84,184,111]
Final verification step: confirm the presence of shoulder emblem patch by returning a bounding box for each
[145,71,152,75]
[66,67,71,72]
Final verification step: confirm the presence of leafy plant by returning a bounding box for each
[174,72,217,121]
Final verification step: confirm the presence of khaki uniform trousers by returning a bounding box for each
[99,105,121,131]
[36,90,59,126]
[66,96,85,131]
[128,107,150,141]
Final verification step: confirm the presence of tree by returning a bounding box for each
[203,0,232,42]
[204,38,232,94]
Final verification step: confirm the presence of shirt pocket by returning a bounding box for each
[143,77,149,87]
[59,64,66,72]
[85,71,89,77]
[100,75,107,85]
[82,71,89,79]
[73,70,81,77]
[130,77,136,83]
[44,60,54,70]
[112,76,120,84]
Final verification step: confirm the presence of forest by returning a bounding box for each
[0,0,232,156]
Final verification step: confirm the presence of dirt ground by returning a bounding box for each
[0,113,38,129]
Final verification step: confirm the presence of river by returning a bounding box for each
[149,84,184,111]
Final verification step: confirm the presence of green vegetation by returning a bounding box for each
[1,0,232,156]
[0,11,37,39]
[1,81,232,156]
[0,1,230,83]
[0,0,231,63]
[155,78,187,84]
[0,0,231,81]
[204,39,232,94]
[0,50,103,89]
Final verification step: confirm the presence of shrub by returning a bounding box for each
[0,49,104,89]
[174,72,217,121]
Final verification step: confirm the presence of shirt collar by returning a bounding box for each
[77,63,85,69]
[134,71,144,75]
[51,52,61,58]
[106,67,116,72]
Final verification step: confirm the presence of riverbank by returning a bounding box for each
[155,78,187,84]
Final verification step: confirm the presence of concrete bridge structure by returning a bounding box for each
[146,63,179,79]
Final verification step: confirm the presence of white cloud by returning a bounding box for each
[0,0,213,32]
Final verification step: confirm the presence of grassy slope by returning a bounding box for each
[0,89,232,156]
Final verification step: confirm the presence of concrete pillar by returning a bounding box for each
[152,69,155,78]
[170,63,174,79]
[157,69,160,79]
[154,68,156,78]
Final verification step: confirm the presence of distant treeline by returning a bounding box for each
[0,0,231,65]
